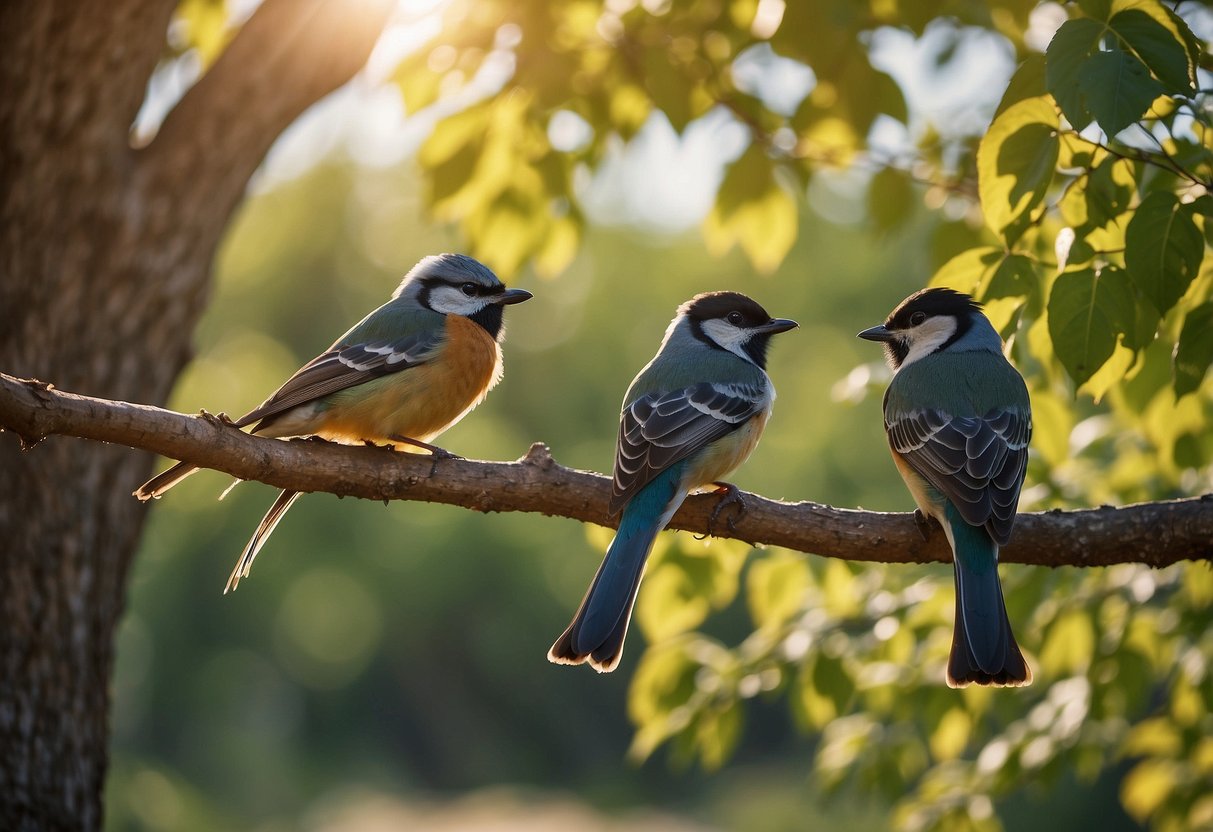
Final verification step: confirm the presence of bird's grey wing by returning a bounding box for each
[610,381,767,514]
[887,405,1031,544]
[235,330,444,429]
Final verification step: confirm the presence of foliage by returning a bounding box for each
[387,0,1213,828]
[138,0,1213,830]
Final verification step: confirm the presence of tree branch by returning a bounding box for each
[1,372,1209,569]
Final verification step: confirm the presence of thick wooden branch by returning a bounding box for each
[1,372,1210,569]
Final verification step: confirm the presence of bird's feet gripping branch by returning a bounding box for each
[706,481,746,536]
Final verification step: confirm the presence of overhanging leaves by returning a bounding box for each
[977,96,1059,244]
[1124,191,1204,316]
[1174,301,1213,398]
[1047,17,1106,131]
[1048,266,1137,386]
[1077,47,1165,137]
[1109,7,1195,94]
[1045,3,1194,136]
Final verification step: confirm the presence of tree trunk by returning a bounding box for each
[0,2,391,827]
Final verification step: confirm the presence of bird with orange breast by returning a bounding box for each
[136,253,531,592]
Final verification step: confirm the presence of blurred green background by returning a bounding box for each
[108,159,1127,830]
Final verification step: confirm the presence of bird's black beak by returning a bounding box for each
[756,318,798,335]
[494,288,533,305]
[857,324,895,342]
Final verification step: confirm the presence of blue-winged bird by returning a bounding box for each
[548,292,797,672]
[136,254,531,592]
[859,287,1032,687]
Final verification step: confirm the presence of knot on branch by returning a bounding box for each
[521,442,555,469]
[20,377,55,395]
[5,377,58,448]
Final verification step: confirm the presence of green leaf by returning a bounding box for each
[977,97,1059,244]
[1077,47,1165,136]
[1122,717,1183,757]
[986,253,1039,302]
[867,167,915,232]
[628,640,700,760]
[693,703,741,770]
[644,49,696,132]
[636,537,746,641]
[1083,157,1137,228]
[1174,301,1213,397]
[1077,0,1112,20]
[1121,759,1182,823]
[1047,266,1137,386]
[1109,7,1194,93]
[703,145,798,272]
[1046,17,1106,130]
[1039,609,1096,675]
[1028,385,1076,468]
[929,707,971,762]
[796,654,854,730]
[533,212,581,277]
[1125,191,1204,315]
[465,189,544,278]
[840,62,908,131]
[994,54,1047,119]
[746,550,811,630]
[608,84,653,139]
[928,246,1002,295]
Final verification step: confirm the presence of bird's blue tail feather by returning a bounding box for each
[946,502,1031,687]
[548,464,685,672]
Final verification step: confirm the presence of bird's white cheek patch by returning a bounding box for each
[899,317,958,369]
[700,319,751,361]
[428,285,489,316]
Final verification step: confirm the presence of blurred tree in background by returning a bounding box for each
[2,1,1211,830]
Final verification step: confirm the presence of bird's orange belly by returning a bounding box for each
[316,316,501,446]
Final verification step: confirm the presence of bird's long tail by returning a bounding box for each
[548,466,685,673]
[134,461,200,501]
[225,489,301,594]
[945,502,1031,688]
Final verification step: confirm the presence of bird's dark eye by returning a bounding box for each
[910,311,927,326]
[727,311,744,325]
[461,282,478,297]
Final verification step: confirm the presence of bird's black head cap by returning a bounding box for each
[682,291,790,368]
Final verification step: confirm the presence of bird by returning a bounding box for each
[548,291,797,673]
[858,287,1032,687]
[135,253,531,592]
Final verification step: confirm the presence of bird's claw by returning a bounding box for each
[706,482,746,536]
[200,409,236,427]
[426,447,463,477]
[385,434,462,475]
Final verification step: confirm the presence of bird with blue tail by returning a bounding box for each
[859,287,1032,687]
[548,292,797,673]
[135,254,531,593]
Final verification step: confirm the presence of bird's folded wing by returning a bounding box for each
[610,381,767,512]
[236,330,445,428]
[887,405,1031,544]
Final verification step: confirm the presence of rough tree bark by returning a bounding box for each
[0,2,393,828]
